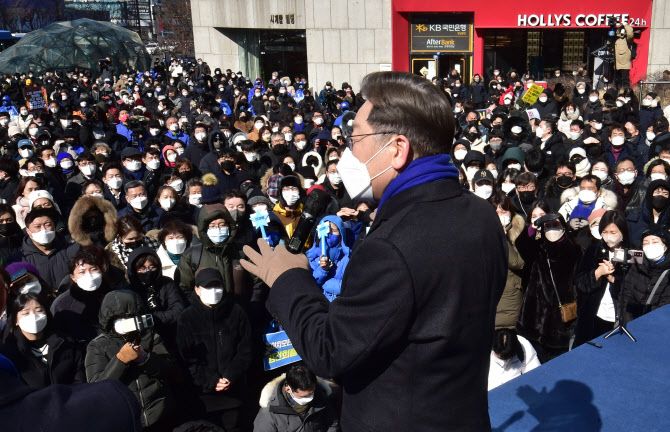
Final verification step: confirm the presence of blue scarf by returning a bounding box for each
[166,249,181,265]
[570,200,597,221]
[123,166,145,181]
[378,154,460,210]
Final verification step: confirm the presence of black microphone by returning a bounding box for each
[286,188,330,254]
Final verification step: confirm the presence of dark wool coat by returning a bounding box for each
[516,235,582,350]
[267,179,508,432]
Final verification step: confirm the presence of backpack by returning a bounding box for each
[189,243,203,273]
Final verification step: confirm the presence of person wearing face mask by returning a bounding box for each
[322,160,353,210]
[272,176,305,238]
[533,120,566,172]
[612,157,646,216]
[117,181,163,232]
[646,116,670,160]
[176,267,252,431]
[240,72,507,431]
[509,173,540,218]
[16,104,34,132]
[164,116,190,146]
[517,213,582,362]
[574,210,629,348]
[68,193,120,252]
[603,123,645,172]
[583,92,603,124]
[85,289,178,430]
[0,292,86,389]
[627,179,670,247]
[254,363,340,432]
[0,205,24,261]
[639,92,664,132]
[140,148,164,201]
[106,215,160,278]
[620,229,670,323]
[176,203,238,291]
[530,89,559,119]
[199,129,230,175]
[305,216,351,302]
[182,123,210,168]
[156,220,193,280]
[472,169,495,200]
[487,328,540,391]
[488,194,525,329]
[20,208,80,294]
[119,147,146,182]
[571,82,590,109]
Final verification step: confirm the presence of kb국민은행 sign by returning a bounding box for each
[411,17,473,53]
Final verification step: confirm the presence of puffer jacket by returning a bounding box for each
[85,289,175,428]
[306,215,351,302]
[253,374,340,432]
[621,249,670,323]
[175,203,237,291]
[496,214,525,329]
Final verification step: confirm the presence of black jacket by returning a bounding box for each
[267,179,507,431]
[621,251,670,323]
[176,291,252,408]
[117,203,164,232]
[0,225,24,263]
[19,234,80,292]
[573,242,625,347]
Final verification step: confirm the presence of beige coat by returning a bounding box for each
[615,25,634,70]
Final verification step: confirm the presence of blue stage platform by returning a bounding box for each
[489,305,670,431]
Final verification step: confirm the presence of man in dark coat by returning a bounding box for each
[241,72,507,431]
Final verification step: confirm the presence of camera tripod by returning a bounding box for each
[604,260,636,342]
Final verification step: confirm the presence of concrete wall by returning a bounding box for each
[191,0,393,90]
[648,0,670,75]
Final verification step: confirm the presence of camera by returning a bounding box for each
[115,314,155,334]
[611,248,643,265]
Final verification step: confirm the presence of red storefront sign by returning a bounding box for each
[392,0,653,82]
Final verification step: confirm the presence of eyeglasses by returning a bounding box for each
[345,132,395,151]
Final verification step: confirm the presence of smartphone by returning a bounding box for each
[612,248,643,265]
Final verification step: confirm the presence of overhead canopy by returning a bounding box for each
[0,18,151,75]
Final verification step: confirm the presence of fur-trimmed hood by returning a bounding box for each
[301,151,323,177]
[559,186,618,209]
[68,195,118,246]
[258,373,333,408]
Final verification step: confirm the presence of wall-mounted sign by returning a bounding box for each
[517,13,647,27]
[411,16,473,53]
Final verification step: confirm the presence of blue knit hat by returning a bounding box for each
[57,152,73,163]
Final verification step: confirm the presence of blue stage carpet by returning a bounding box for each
[489,304,670,431]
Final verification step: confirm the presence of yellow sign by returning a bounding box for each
[522,84,544,105]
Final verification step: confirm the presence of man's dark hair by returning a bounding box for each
[542,120,557,135]
[360,72,455,157]
[78,151,96,163]
[516,172,538,188]
[285,363,317,392]
[555,160,576,175]
[615,156,637,170]
[487,129,504,140]
[0,157,19,177]
[524,148,545,172]
[570,119,585,130]
[492,328,524,362]
[580,174,602,190]
[68,245,108,274]
[653,116,670,134]
[608,123,625,137]
[24,207,56,228]
[124,180,146,194]
[102,162,123,177]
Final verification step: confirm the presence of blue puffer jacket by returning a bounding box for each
[306,215,351,302]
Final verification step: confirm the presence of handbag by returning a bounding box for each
[547,258,577,323]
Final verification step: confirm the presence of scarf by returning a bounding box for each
[111,236,160,269]
[611,144,624,161]
[282,386,310,415]
[166,249,181,264]
[378,153,460,210]
[123,166,145,181]
[570,199,597,220]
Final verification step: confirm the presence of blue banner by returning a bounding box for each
[263,330,302,371]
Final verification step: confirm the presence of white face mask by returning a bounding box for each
[594,122,603,131]
[147,159,160,170]
[643,243,666,262]
[489,169,498,179]
[150,128,160,136]
[295,140,307,150]
[126,160,142,172]
[475,185,493,200]
[19,148,34,158]
[602,234,623,248]
[578,88,585,94]
[75,272,103,291]
[169,179,183,192]
[647,131,656,142]
[466,166,479,181]
[642,99,652,107]
[338,138,395,202]
[535,126,545,138]
[19,281,42,295]
[254,122,264,130]
[511,126,523,134]
[501,183,516,194]
[612,136,625,146]
[295,117,303,125]
[159,198,175,210]
[282,190,300,206]
[589,96,599,103]
[199,286,224,305]
[590,226,602,240]
[499,214,511,227]
[287,163,296,171]
[44,158,57,168]
[569,131,581,140]
[167,153,178,162]
[107,177,123,190]
[189,194,202,206]
[328,173,342,185]
[130,196,148,210]
[195,131,207,141]
[507,163,522,171]
[245,152,259,162]
[538,96,548,103]
[288,389,314,406]
[31,229,55,245]
[579,189,597,205]
[617,171,636,185]
[651,173,668,182]
[18,313,48,334]
[592,170,608,182]
[284,133,293,142]
[567,110,575,116]
[544,228,565,242]
[314,117,324,126]
[454,149,468,161]
[80,164,96,177]
[165,238,187,255]
[303,179,315,189]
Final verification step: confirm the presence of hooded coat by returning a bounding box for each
[306,215,351,302]
[614,25,634,70]
[496,214,525,329]
[85,289,175,428]
[175,204,237,292]
[253,374,340,432]
[621,247,670,323]
[68,196,117,248]
[176,291,252,411]
[199,130,227,176]
[627,179,670,248]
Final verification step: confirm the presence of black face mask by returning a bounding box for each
[179,171,192,181]
[652,195,669,211]
[125,240,144,250]
[519,191,536,204]
[221,160,235,173]
[272,144,288,155]
[136,269,159,285]
[0,222,19,237]
[556,175,573,188]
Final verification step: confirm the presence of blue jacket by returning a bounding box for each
[306,215,351,301]
[164,130,190,146]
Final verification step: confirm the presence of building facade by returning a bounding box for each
[192,0,670,89]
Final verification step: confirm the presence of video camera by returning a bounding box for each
[611,248,643,265]
[115,314,154,335]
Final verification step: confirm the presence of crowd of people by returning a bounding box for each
[0,55,669,429]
